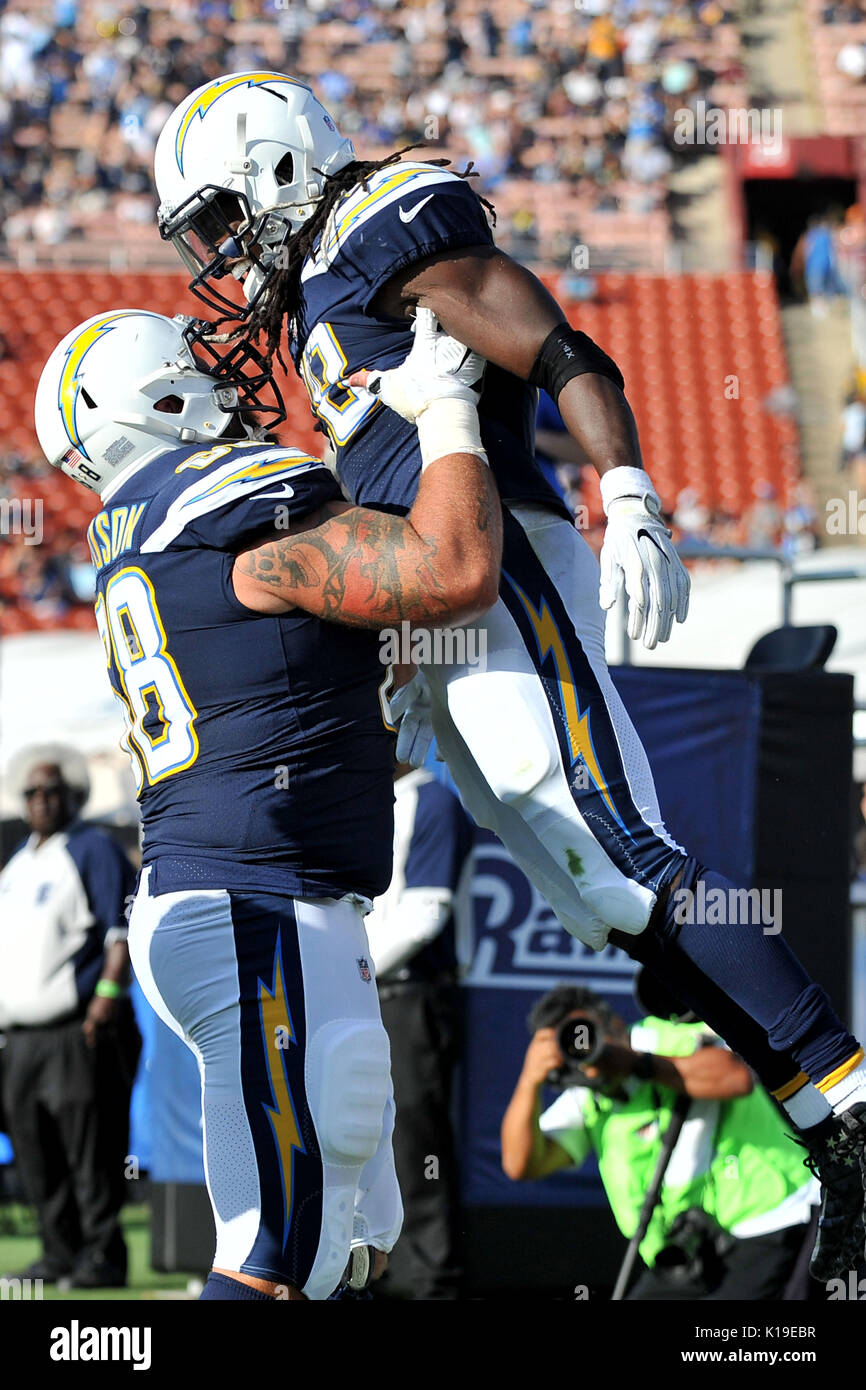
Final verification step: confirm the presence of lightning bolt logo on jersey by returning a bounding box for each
[93,438,395,901]
[292,161,571,519]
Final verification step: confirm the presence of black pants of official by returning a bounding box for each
[376,980,463,1300]
[626,1222,812,1301]
[1,1004,141,1277]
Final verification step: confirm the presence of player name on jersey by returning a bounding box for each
[86,504,146,572]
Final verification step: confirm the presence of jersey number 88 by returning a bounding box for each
[95,567,199,789]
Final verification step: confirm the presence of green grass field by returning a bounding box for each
[0,1204,199,1301]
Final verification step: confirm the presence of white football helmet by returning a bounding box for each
[34,310,263,498]
[154,71,355,315]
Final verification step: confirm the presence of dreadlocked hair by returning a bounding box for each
[239,145,496,368]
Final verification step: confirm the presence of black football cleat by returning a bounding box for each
[804,1102,866,1282]
[57,1258,127,1291]
[326,1284,374,1301]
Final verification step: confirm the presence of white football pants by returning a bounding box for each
[128,870,402,1299]
[422,504,685,952]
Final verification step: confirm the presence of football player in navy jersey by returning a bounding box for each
[151,72,866,1278]
[34,306,499,1300]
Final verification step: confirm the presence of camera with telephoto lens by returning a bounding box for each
[557,1014,605,1066]
[548,1012,611,1087]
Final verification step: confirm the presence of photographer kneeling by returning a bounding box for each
[501,983,817,1300]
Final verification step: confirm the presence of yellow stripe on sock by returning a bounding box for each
[815,1046,865,1094]
[772,1071,810,1102]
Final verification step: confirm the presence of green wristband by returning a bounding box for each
[95,979,123,1000]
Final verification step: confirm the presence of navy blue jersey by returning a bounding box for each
[292,162,570,519]
[89,439,395,900]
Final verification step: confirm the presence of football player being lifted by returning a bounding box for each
[35,306,501,1300]
[155,72,866,1277]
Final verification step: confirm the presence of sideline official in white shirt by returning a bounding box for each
[0,744,139,1289]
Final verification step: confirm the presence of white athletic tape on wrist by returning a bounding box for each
[599,466,658,514]
[418,398,489,471]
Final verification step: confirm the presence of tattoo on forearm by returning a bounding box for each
[239,509,451,626]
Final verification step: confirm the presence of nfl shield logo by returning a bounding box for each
[357,957,372,983]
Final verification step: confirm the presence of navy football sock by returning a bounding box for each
[199,1271,275,1301]
[640,856,858,1082]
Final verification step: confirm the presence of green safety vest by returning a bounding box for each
[540,1017,814,1266]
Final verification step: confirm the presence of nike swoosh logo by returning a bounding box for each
[256,484,296,501]
[398,194,435,224]
[637,529,666,556]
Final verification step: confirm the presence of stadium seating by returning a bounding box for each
[744,623,838,669]
[550,269,800,520]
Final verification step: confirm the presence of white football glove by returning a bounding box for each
[346,308,487,470]
[388,671,436,768]
[361,307,484,421]
[599,467,690,650]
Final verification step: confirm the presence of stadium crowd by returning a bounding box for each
[0,0,745,264]
[0,0,846,630]
[806,0,866,132]
[0,0,750,631]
